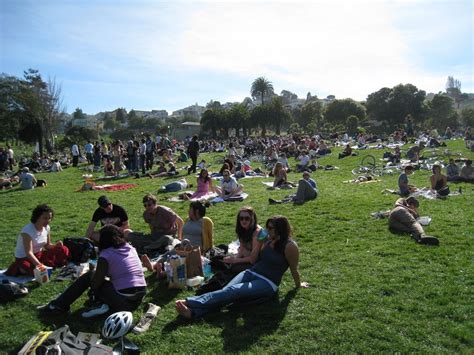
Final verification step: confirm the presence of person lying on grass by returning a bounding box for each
[388,197,438,245]
[175,215,309,319]
[39,225,146,317]
[86,195,132,243]
[6,204,69,276]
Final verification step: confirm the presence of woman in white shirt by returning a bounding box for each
[5,204,69,276]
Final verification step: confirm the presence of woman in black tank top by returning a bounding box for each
[175,216,309,319]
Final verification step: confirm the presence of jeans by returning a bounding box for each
[294,179,317,202]
[52,271,145,312]
[186,270,275,318]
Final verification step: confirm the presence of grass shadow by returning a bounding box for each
[162,289,297,352]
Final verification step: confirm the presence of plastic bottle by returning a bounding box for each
[257,228,269,242]
[164,262,172,280]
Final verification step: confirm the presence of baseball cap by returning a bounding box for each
[98,195,111,208]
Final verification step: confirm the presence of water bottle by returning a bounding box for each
[164,262,172,280]
[257,228,269,242]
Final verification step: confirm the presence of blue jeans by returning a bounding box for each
[186,270,275,318]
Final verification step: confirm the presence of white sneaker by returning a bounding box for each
[82,303,110,318]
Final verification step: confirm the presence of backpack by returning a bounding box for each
[63,238,96,264]
[0,280,28,303]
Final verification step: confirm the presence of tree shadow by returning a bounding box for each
[162,289,297,352]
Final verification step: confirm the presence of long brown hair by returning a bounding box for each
[235,206,258,244]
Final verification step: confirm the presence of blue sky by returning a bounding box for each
[1,0,472,115]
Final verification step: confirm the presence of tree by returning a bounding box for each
[428,94,457,129]
[366,84,426,128]
[346,115,359,135]
[324,99,366,127]
[446,76,467,108]
[250,105,271,136]
[460,108,474,128]
[115,108,127,124]
[227,104,250,137]
[43,77,65,151]
[72,107,86,120]
[299,100,323,129]
[268,97,291,135]
[200,109,220,137]
[251,77,274,105]
[103,113,118,132]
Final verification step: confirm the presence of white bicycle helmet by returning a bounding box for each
[102,311,133,339]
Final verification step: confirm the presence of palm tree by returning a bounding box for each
[250,77,274,105]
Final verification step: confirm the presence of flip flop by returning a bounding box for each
[132,303,161,334]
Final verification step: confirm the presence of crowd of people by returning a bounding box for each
[1,123,472,325]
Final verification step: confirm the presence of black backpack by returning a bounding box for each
[0,280,28,303]
[63,238,96,263]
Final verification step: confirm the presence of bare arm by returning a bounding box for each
[119,220,130,232]
[285,241,309,288]
[225,229,262,265]
[91,257,108,291]
[21,234,42,267]
[86,221,97,240]
[430,175,436,190]
[175,215,184,240]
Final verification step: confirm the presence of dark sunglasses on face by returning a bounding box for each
[267,225,274,230]
[239,215,251,221]
[143,202,155,207]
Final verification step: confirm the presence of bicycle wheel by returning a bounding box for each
[361,154,376,168]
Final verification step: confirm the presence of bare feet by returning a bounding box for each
[141,254,154,273]
[175,300,192,319]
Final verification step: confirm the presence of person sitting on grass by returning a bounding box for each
[269,171,318,205]
[398,165,417,197]
[388,197,438,245]
[460,159,474,182]
[126,193,183,255]
[6,204,69,276]
[430,164,449,197]
[215,169,243,200]
[19,167,37,189]
[271,162,294,189]
[295,151,310,172]
[182,169,216,200]
[86,195,132,243]
[175,215,309,319]
[446,159,460,182]
[39,225,146,318]
[406,142,425,162]
[338,144,353,159]
[141,200,214,275]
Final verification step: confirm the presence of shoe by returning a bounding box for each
[38,302,68,315]
[293,200,304,205]
[81,303,110,318]
[268,198,279,205]
[132,303,161,334]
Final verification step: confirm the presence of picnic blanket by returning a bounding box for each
[262,181,295,189]
[168,191,218,202]
[0,269,35,284]
[410,188,461,200]
[211,193,249,203]
[78,183,137,192]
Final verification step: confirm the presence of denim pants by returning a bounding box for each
[294,179,317,202]
[52,271,145,312]
[186,270,275,318]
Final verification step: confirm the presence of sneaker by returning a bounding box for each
[132,303,161,334]
[81,303,109,318]
[37,302,68,315]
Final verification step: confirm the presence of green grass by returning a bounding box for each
[1,140,473,353]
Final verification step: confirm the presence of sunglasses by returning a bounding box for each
[143,202,155,207]
[267,225,274,230]
[239,215,251,221]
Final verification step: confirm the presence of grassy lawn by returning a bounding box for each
[1,140,473,353]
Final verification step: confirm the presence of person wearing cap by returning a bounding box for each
[86,196,131,243]
[19,167,37,190]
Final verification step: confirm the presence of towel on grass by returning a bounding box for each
[211,193,249,203]
[0,269,35,284]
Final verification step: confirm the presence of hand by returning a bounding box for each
[299,282,310,288]
[223,256,234,264]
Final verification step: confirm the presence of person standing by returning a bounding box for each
[187,135,200,175]
[145,135,155,171]
[6,144,14,170]
[84,141,94,164]
[71,142,80,167]
[139,139,147,175]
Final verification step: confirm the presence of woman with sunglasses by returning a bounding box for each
[223,206,263,268]
[175,215,309,319]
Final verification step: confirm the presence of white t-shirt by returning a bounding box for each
[220,177,238,194]
[71,144,79,156]
[15,223,50,258]
[298,155,310,166]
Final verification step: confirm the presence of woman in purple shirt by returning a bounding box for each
[39,225,146,318]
